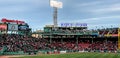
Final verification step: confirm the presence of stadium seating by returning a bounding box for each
[0,27,118,55]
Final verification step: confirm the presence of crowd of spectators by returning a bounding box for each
[98,28,118,35]
[0,34,49,52]
[0,34,118,53]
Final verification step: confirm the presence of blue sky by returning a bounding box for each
[0,0,120,30]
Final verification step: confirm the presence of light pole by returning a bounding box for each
[50,0,63,27]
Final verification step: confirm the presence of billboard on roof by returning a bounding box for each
[18,25,29,31]
[0,24,7,30]
[8,24,18,31]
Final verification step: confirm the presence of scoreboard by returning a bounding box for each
[0,23,30,32]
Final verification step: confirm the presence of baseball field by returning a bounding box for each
[2,52,120,58]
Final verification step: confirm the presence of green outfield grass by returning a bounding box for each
[11,52,120,58]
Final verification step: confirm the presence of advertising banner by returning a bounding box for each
[104,34,112,37]
[8,24,18,31]
[0,24,7,30]
[61,23,87,27]
[112,34,118,37]
[18,25,29,31]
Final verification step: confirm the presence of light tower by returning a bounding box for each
[50,0,63,27]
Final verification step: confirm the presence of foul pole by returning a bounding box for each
[118,27,120,49]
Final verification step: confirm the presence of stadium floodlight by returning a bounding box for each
[50,0,63,27]
[50,0,63,8]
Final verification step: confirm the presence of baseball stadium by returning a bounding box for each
[0,0,120,58]
[0,18,120,58]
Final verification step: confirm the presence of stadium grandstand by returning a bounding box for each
[0,18,120,55]
[0,0,120,58]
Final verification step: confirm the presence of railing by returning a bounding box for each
[43,31,98,35]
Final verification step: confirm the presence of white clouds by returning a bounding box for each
[77,1,103,7]
[88,23,119,30]
[0,0,48,9]
[0,0,119,30]
[111,3,120,7]
[0,0,47,5]
[59,15,120,27]
[73,0,120,15]
[0,0,49,14]
[82,16,120,23]
[0,6,29,14]
[91,6,120,14]
[59,15,120,29]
